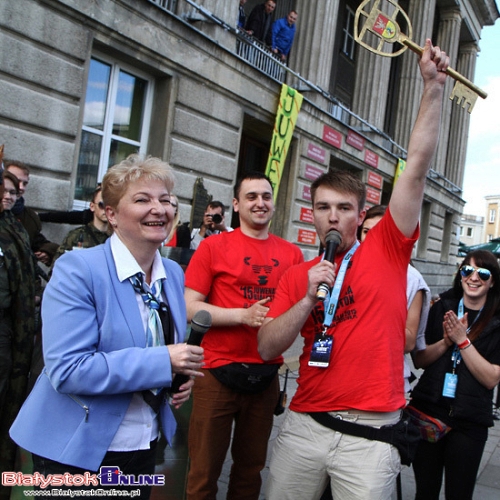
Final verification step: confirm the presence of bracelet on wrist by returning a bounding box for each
[458,338,471,350]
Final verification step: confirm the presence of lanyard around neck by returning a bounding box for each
[452,298,482,369]
[322,240,359,330]
[457,298,482,333]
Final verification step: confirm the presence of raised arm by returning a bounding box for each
[389,39,449,238]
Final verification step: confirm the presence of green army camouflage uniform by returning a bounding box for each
[52,222,109,268]
[0,211,36,496]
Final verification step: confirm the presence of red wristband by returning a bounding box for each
[458,338,471,350]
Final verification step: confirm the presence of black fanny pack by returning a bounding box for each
[210,362,279,394]
[309,411,421,466]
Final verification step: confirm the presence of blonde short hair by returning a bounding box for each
[102,154,175,209]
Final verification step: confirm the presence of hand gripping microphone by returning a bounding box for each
[169,310,212,394]
[315,230,342,301]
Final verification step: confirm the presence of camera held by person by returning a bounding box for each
[190,201,232,250]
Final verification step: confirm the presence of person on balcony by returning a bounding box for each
[237,0,247,29]
[271,10,298,62]
[245,0,276,46]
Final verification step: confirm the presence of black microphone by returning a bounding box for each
[316,230,342,301]
[169,310,212,395]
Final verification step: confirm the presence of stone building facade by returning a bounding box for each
[1,0,498,293]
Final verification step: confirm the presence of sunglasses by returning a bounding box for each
[98,201,105,209]
[460,265,492,281]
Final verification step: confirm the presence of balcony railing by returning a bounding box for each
[149,0,177,12]
[236,30,286,82]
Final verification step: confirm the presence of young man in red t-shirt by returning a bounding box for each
[184,172,303,499]
[258,40,450,500]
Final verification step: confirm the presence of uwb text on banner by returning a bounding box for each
[265,84,303,202]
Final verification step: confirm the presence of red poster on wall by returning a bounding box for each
[297,229,317,245]
[367,171,382,189]
[322,125,342,149]
[366,187,381,204]
[299,207,314,224]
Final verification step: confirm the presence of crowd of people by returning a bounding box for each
[1,37,500,500]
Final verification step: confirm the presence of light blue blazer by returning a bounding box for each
[10,240,187,471]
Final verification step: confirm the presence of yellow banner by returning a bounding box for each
[394,158,406,187]
[265,84,303,202]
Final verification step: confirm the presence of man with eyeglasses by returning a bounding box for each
[50,186,109,271]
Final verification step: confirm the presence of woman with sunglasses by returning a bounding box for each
[410,250,500,499]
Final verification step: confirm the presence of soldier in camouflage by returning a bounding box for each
[0,161,37,498]
[51,185,110,270]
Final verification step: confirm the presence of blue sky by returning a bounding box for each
[461,16,500,216]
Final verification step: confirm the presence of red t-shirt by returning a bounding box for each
[269,210,418,413]
[185,228,304,368]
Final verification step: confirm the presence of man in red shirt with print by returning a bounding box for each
[184,171,303,499]
[258,40,450,499]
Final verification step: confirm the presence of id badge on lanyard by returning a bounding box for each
[308,241,359,368]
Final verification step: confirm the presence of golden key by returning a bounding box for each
[354,0,487,113]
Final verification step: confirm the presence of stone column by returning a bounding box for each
[289,0,338,91]
[351,45,392,131]
[434,7,462,176]
[392,0,437,149]
[445,42,479,187]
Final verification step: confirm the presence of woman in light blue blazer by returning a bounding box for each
[10,155,204,498]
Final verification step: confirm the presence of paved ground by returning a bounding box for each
[216,365,500,500]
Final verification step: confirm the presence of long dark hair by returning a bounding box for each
[452,250,500,340]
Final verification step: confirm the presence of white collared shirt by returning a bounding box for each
[107,233,173,451]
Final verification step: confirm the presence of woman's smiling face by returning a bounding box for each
[461,257,493,302]
[106,178,175,250]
